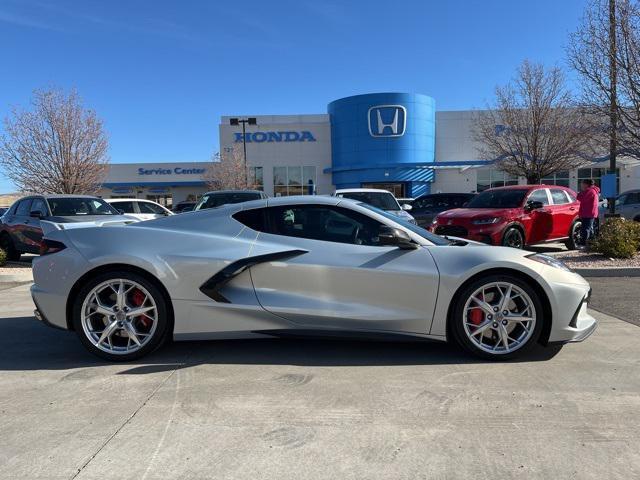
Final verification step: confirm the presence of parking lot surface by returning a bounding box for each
[1,282,639,479]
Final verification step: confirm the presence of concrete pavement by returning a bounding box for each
[0,283,639,479]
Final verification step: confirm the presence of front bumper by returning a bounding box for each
[546,277,598,343]
[430,222,506,245]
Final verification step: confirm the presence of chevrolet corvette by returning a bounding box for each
[31,196,596,361]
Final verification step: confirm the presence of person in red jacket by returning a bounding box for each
[576,179,600,245]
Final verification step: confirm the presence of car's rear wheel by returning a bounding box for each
[72,271,170,361]
[451,274,544,360]
[565,220,582,250]
[0,233,21,261]
[501,227,524,249]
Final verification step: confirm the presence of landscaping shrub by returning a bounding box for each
[0,247,6,267]
[590,217,640,259]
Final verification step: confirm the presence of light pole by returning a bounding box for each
[608,0,618,216]
[230,117,257,187]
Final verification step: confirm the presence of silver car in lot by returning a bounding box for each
[31,196,596,361]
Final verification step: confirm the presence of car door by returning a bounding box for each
[9,199,33,251]
[523,189,553,244]
[548,189,578,239]
[247,203,440,335]
[623,192,640,221]
[22,197,48,252]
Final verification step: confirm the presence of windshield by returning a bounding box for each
[197,192,262,210]
[48,197,120,216]
[338,192,400,211]
[358,203,451,246]
[466,189,527,209]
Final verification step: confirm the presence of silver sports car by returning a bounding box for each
[31,196,596,361]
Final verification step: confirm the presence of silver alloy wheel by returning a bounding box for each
[462,282,536,355]
[80,279,158,355]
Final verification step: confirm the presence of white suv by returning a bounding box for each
[333,188,416,224]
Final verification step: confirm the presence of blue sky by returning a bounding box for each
[0,0,589,193]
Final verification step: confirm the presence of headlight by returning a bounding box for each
[526,253,571,272]
[471,217,501,225]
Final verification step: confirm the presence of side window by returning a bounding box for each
[626,192,640,205]
[414,197,435,210]
[113,201,136,214]
[16,199,33,216]
[265,205,385,246]
[30,198,48,215]
[233,208,267,232]
[527,189,550,206]
[138,202,164,214]
[550,189,570,205]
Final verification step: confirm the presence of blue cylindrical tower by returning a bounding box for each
[327,92,436,197]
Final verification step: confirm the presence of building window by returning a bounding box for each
[249,166,263,191]
[577,167,620,193]
[540,170,570,187]
[476,169,518,192]
[273,166,317,196]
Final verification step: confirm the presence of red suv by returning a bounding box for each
[429,185,581,249]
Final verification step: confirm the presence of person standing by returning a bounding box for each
[576,179,600,246]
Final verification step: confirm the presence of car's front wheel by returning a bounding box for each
[501,227,524,249]
[72,271,170,361]
[451,274,544,360]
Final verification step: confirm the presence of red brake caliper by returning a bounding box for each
[132,289,151,328]
[469,308,484,325]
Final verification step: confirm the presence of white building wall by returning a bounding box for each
[219,114,333,196]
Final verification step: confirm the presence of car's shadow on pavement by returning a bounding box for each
[0,315,563,372]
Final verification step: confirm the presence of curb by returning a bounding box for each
[0,274,33,283]
[572,267,640,277]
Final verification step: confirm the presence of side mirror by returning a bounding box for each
[378,226,418,250]
[29,210,44,219]
[401,203,412,211]
[526,200,544,211]
[117,209,125,215]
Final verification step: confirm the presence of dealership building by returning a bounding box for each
[99,92,640,205]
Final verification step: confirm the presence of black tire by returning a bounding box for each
[564,220,582,250]
[71,270,170,361]
[0,233,21,261]
[501,227,524,249]
[450,274,545,360]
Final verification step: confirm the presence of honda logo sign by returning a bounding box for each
[368,105,407,138]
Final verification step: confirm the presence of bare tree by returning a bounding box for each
[0,88,109,194]
[568,0,640,158]
[203,145,254,190]
[473,61,595,184]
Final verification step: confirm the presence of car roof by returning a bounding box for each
[417,192,475,198]
[106,198,156,203]
[266,195,340,207]
[202,190,264,195]
[20,194,101,199]
[334,188,393,194]
[484,184,570,192]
